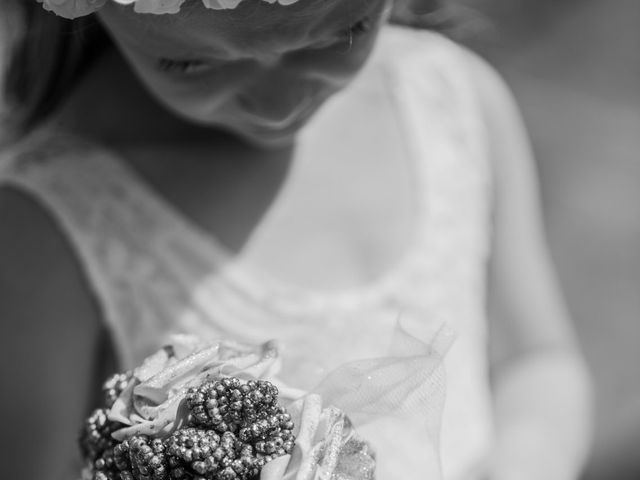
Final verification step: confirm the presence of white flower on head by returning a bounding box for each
[116,0,188,15]
[37,0,108,19]
[37,0,301,19]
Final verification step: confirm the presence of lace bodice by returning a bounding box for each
[1,27,494,480]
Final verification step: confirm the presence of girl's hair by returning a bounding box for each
[1,2,109,142]
[0,0,446,143]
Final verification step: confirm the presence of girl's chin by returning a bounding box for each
[239,132,298,149]
[221,122,306,149]
[169,109,305,148]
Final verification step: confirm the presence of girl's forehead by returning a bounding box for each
[100,0,385,57]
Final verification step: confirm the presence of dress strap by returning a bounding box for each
[0,132,162,368]
[381,28,492,239]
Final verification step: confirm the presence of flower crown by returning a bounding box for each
[37,0,300,19]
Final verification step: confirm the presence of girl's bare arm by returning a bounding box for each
[466,53,594,480]
[0,187,104,480]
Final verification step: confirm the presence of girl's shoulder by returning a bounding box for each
[0,128,104,182]
[0,129,117,315]
[376,25,509,105]
[376,26,479,74]
[0,127,103,262]
[373,26,509,128]
[377,25,526,159]
[0,134,105,478]
[0,133,104,367]
[0,128,128,231]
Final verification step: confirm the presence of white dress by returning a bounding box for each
[0,27,494,480]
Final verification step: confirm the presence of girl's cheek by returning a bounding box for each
[288,53,370,89]
[286,33,379,84]
[137,61,250,108]
[150,80,235,119]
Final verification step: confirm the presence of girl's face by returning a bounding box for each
[98,0,391,146]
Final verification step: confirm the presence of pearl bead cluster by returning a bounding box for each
[185,378,295,443]
[164,428,258,479]
[80,377,296,480]
[80,408,122,462]
[182,378,296,473]
[103,372,133,409]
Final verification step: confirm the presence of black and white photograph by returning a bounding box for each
[0,1,637,479]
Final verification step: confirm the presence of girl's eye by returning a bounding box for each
[156,58,211,75]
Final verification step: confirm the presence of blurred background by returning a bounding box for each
[452,0,640,478]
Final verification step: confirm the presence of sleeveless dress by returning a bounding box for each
[0,27,494,480]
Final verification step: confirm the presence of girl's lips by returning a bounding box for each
[238,108,316,140]
[234,94,319,132]
[251,114,310,134]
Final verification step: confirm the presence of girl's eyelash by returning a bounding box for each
[348,17,373,37]
[156,58,208,74]
[158,18,374,67]
[341,17,373,48]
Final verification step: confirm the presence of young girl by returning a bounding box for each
[0,1,592,479]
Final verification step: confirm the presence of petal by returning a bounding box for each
[132,0,187,14]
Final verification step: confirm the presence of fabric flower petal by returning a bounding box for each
[266,394,376,480]
[106,336,284,441]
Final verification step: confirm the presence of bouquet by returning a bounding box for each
[80,326,452,480]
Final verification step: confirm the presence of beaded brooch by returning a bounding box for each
[37,0,301,19]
